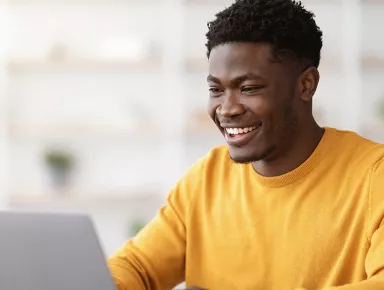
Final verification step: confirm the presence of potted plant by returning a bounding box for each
[44,149,74,189]
[377,97,384,120]
[128,219,147,237]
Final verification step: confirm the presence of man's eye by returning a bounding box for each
[209,88,222,94]
[242,86,263,93]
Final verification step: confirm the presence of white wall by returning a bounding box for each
[0,0,9,209]
[4,0,384,258]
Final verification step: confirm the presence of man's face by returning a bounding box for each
[207,43,302,163]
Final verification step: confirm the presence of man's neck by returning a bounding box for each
[252,122,325,177]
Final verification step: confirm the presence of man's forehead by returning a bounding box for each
[208,43,277,81]
[208,43,298,82]
[209,43,273,61]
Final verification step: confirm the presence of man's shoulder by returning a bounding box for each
[204,144,231,163]
[332,127,384,165]
[182,145,233,179]
[333,127,378,146]
[172,145,233,200]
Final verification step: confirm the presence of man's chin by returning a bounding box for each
[228,148,261,164]
[228,145,275,164]
[230,156,254,164]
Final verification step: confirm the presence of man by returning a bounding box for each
[108,0,384,289]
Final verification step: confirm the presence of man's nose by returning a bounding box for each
[216,91,245,118]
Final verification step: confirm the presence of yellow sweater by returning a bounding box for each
[108,127,384,290]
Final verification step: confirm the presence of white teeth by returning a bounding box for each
[225,125,258,135]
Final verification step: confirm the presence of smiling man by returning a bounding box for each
[108,1,384,289]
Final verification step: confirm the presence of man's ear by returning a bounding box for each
[299,67,320,102]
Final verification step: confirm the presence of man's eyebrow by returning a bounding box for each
[207,73,264,85]
[207,74,221,84]
[232,73,264,84]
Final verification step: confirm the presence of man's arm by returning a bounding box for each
[107,159,205,290]
[297,156,384,290]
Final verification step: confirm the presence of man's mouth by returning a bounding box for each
[225,125,259,137]
[222,123,262,146]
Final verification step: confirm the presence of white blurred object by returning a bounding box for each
[48,41,69,62]
[97,36,148,61]
[0,0,9,209]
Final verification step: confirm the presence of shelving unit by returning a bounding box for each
[361,55,384,71]
[185,54,384,74]
[8,191,164,211]
[8,0,160,6]
[9,123,160,141]
[7,58,162,73]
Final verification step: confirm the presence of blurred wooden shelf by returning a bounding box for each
[184,54,344,74]
[184,0,234,5]
[184,0,342,5]
[360,55,384,71]
[185,54,384,73]
[184,57,208,74]
[9,0,159,5]
[185,114,224,143]
[8,191,165,211]
[7,58,162,74]
[9,124,161,141]
[362,0,384,4]
[8,122,229,142]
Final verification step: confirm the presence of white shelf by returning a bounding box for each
[362,0,384,4]
[184,57,208,73]
[361,55,384,71]
[7,58,162,74]
[9,124,161,141]
[9,0,159,5]
[11,54,383,75]
[8,191,165,211]
[184,0,342,5]
[184,54,345,74]
[184,54,384,73]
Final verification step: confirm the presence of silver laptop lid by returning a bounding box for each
[0,211,116,290]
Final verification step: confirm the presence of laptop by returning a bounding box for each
[0,210,117,290]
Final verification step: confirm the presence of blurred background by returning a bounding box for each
[0,0,384,259]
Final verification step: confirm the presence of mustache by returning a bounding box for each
[215,114,252,126]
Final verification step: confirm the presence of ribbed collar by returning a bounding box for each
[247,127,337,188]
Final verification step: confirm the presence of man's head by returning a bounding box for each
[206,0,323,164]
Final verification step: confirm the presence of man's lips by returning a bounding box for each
[222,123,262,146]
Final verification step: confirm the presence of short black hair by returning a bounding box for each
[205,0,323,68]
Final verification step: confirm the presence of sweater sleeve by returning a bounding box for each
[107,159,205,290]
[295,157,384,290]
